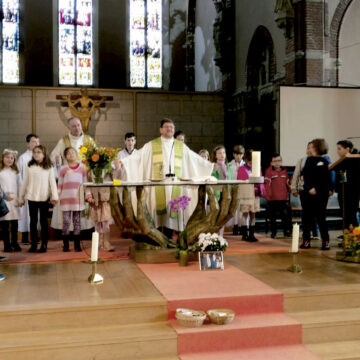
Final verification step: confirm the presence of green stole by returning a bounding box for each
[151,137,184,217]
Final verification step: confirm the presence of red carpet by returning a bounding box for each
[225,233,291,254]
[137,262,320,359]
[0,231,289,265]
[0,235,131,265]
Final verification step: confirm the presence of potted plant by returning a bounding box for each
[168,195,191,266]
[340,225,360,263]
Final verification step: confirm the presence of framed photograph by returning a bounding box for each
[198,251,224,271]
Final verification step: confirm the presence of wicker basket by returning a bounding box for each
[207,309,235,325]
[175,308,206,327]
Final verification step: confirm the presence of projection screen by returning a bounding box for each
[280,86,360,166]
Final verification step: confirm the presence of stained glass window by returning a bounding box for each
[130,0,162,88]
[58,0,93,86]
[2,0,20,84]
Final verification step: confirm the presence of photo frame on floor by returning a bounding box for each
[198,251,224,271]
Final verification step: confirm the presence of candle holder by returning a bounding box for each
[88,259,104,284]
[84,258,104,264]
[287,252,302,274]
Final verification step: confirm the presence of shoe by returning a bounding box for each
[271,232,276,239]
[300,241,311,249]
[28,245,37,253]
[337,234,344,240]
[321,241,330,250]
[103,233,114,252]
[62,235,70,252]
[240,226,249,241]
[246,226,258,242]
[3,244,12,252]
[21,232,30,245]
[11,242,22,252]
[38,241,47,253]
[74,235,82,252]
[232,225,239,236]
[0,256,7,262]
[0,274,5,281]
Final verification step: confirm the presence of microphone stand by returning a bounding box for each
[165,141,175,178]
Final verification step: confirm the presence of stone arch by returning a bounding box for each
[329,0,354,85]
[246,26,276,90]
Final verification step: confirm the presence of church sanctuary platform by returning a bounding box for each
[0,232,359,360]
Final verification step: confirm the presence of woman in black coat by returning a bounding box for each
[300,138,333,250]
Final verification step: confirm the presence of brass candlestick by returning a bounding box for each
[88,260,104,284]
[287,252,302,274]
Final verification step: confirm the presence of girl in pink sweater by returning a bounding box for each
[237,150,265,242]
[58,147,87,252]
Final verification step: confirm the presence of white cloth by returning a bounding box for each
[229,159,245,179]
[121,136,214,231]
[117,148,137,160]
[17,150,33,231]
[291,156,307,193]
[19,166,59,203]
[50,133,94,230]
[113,148,138,209]
[229,159,245,226]
[50,133,88,168]
[0,169,20,221]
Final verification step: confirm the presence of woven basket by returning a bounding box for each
[175,308,206,327]
[207,309,235,325]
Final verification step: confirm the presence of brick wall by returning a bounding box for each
[0,87,224,156]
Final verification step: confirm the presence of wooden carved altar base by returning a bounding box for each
[109,184,240,254]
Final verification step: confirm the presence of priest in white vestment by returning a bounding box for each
[50,117,94,231]
[17,134,40,243]
[119,119,214,231]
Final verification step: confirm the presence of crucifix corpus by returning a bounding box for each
[56,87,113,134]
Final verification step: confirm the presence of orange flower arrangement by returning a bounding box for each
[342,225,360,260]
[79,140,120,179]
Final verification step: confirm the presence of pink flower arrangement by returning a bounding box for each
[169,195,191,212]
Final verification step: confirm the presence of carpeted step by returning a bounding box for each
[306,340,360,360]
[171,313,302,354]
[137,262,284,319]
[179,345,321,359]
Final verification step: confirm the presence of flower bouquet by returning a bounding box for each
[340,225,360,263]
[79,141,120,183]
[194,233,228,271]
[194,233,228,252]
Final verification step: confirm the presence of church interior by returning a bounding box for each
[1,1,360,359]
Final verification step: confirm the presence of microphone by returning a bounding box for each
[166,141,175,177]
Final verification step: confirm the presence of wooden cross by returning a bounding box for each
[56,87,113,134]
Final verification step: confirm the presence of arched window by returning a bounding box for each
[2,0,20,84]
[247,26,276,90]
[129,0,162,88]
[58,0,93,86]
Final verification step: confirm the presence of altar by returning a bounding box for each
[84,177,264,263]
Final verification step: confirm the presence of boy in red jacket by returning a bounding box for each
[265,154,292,238]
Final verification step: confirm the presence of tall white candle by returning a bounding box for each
[91,231,99,262]
[291,223,299,253]
[252,151,261,177]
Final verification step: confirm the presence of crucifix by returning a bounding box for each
[56,88,113,134]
